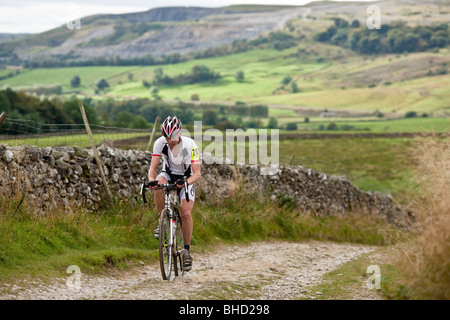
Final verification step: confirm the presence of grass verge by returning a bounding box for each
[301,246,405,300]
[0,187,403,285]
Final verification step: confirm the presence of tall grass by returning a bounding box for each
[0,196,159,282]
[391,137,449,299]
[0,174,402,283]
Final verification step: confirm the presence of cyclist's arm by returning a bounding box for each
[187,162,201,185]
[148,154,160,181]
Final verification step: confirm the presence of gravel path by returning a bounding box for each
[1,241,379,300]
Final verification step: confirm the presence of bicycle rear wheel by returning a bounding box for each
[159,209,172,280]
[174,209,184,277]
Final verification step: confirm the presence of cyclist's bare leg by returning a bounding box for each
[180,199,194,246]
[154,176,168,216]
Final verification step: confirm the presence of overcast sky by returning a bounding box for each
[0,0,377,34]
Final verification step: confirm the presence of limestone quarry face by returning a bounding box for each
[0,143,411,225]
[20,7,310,61]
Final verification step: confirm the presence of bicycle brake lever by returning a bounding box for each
[140,182,147,204]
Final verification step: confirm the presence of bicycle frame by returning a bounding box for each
[141,181,180,243]
[160,183,179,261]
[140,179,187,280]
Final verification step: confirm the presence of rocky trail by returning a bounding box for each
[1,241,381,300]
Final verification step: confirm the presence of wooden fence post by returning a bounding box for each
[146,116,160,151]
[78,101,113,205]
[0,111,7,126]
[289,154,296,165]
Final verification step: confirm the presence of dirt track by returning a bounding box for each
[1,241,381,300]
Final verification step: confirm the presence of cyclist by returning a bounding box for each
[148,116,201,272]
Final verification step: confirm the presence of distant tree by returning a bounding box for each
[96,78,109,91]
[116,111,135,127]
[130,115,149,129]
[70,75,81,88]
[176,108,194,124]
[190,93,199,101]
[326,122,338,130]
[317,20,449,55]
[430,33,448,48]
[347,30,361,50]
[152,67,165,85]
[267,117,278,129]
[245,119,263,128]
[189,65,220,83]
[149,86,160,100]
[316,31,331,42]
[333,18,349,28]
[142,80,151,88]
[140,104,159,122]
[250,105,268,117]
[235,70,245,82]
[286,122,298,131]
[215,118,240,130]
[281,75,292,85]
[290,81,299,93]
[202,110,218,125]
[231,103,249,116]
[331,29,348,46]
[351,19,361,28]
[62,99,97,124]
[405,111,417,118]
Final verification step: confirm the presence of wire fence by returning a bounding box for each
[0,117,352,179]
[279,154,353,180]
[0,118,151,150]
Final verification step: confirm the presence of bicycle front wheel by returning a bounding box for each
[159,209,172,280]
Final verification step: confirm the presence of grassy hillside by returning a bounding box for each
[2,45,450,118]
[1,1,449,122]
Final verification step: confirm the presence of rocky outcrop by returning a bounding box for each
[0,144,410,225]
[19,7,308,60]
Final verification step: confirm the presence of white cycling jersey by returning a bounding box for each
[152,136,200,177]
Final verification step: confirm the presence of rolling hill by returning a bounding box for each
[0,0,449,119]
[1,0,449,63]
[0,5,303,62]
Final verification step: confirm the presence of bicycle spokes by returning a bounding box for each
[159,212,172,280]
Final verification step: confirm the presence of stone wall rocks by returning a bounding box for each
[0,143,410,225]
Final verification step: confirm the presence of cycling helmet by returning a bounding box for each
[161,116,182,139]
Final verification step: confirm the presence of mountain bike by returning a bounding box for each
[140,177,190,280]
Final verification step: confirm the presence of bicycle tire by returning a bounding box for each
[159,209,172,280]
[172,210,179,277]
[174,209,184,277]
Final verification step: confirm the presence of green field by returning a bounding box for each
[2,45,449,118]
[2,131,149,148]
[279,137,420,198]
[280,117,450,133]
[193,136,419,199]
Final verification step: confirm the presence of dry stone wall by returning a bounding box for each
[0,144,410,225]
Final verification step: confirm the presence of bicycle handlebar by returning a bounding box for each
[140,178,190,204]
